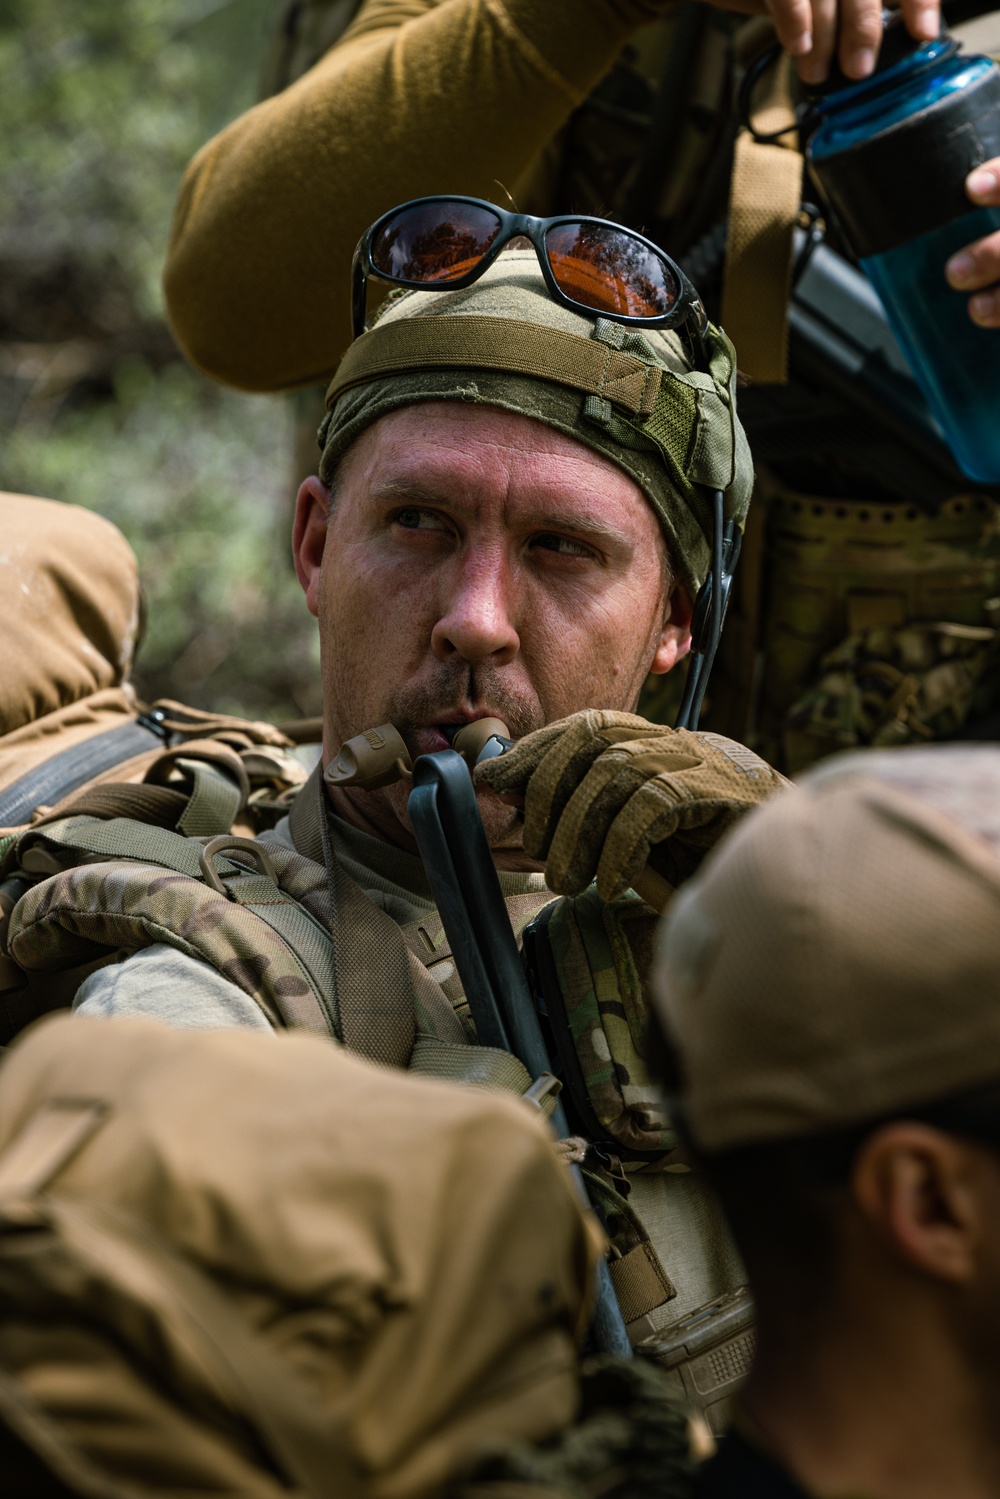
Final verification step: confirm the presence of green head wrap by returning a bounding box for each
[318,250,752,594]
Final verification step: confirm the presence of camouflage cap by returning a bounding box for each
[318,250,753,594]
[652,745,1000,1154]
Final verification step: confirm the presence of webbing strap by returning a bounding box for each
[325,315,664,417]
[721,55,802,384]
[0,719,164,829]
[225,873,339,1039]
[174,758,243,837]
[608,1241,677,1327]
[24,816,240,881]
[16,817,340,1038]
[316,777,417,1066]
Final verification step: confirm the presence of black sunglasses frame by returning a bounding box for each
[351,194,710,359]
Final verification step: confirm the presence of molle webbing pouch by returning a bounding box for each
[756,476,1000,773]
[524,888,680,1165]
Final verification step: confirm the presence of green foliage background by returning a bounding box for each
[0,0,323,722]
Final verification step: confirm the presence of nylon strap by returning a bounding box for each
[325,315,664,417]
[721,54,802,384]
[19,816,242,881]
[291,769,460,1066]
[609,1241,677,1327]
[13,817,339,1036]
[408,1034,532,1094]
[0,719,166,831]
[175,758,243,837]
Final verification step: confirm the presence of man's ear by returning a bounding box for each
[649,581,693,676]
[293,476,332,619]
[852,1123,985,1286]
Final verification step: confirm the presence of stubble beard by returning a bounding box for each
[327,657,546,847]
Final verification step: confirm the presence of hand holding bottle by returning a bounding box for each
[710,0,940,84]
[946,160,1000,328]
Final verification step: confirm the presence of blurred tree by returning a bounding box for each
[0,0,322,722]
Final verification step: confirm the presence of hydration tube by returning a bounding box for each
[325,721,633,1354]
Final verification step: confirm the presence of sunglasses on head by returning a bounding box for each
[351,195,711,368]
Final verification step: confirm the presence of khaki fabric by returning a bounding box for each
[653,745,1000,1153]
[0,495,140,740]
[0,689,144,809]
[0,1013,601,1497]
[720,51,801,385]
[163,0,683,391]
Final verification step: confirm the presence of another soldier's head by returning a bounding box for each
[653,745,1000,1480]
[292,201,751,845]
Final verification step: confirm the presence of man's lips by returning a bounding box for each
[412,724,453,755]
[410,714,507,757]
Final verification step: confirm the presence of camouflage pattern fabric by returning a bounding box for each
[458,1355,695,1499]
[0,807,698,1295]
[1,810,466,1063]
[542,887,680,1161]
[784,620,1000,761]
[400,892,559,1043]
[4,818,340,1037]
[583,1166,677,1327]
[755,474,1000,772]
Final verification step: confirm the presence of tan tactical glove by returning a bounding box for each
[476,710,787,903]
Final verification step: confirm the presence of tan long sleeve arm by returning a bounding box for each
[163,0,672,391]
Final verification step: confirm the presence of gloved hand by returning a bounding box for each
[476,710,787,902]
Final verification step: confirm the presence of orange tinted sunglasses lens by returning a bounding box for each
[371,202,502,284]
[544,223,679,319]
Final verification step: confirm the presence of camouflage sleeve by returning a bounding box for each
[162,0,671,390]
[73,945,274,1033]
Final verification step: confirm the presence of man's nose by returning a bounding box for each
[431,554,520,667]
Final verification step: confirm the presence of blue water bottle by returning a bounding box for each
[806,12,1000,483]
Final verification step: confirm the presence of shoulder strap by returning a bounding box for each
[720,50,802,383]
[8,817,340,1038]
[6,771,546,1097]
[0,718,167,829]
[2,701,308,842]
[289,767,468,1065]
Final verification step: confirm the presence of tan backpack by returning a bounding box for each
[0,1012,610,1497]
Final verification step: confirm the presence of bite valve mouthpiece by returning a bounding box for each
[450,718,514,765]
[325,718,514,792]
[324,724,412,792]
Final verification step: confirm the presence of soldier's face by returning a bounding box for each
[294,402,691,846]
